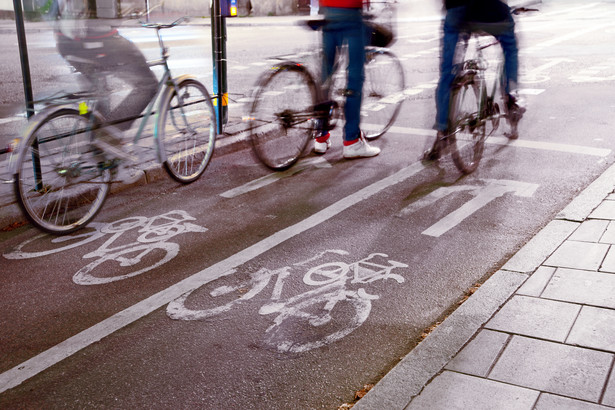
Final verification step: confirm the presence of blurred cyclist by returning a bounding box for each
[314,0,380,159]
[425,0,524,160]
[48,0,157,131]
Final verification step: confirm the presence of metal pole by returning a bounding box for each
[211,0,228,134]
[13,0,34,119]
[13,0,42,190]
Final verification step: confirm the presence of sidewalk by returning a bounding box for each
[355,163,615,409]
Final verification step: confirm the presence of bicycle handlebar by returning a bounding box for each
[139,16,188,30]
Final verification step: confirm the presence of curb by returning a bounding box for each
[0,125,252,231]
[354,160,615,409]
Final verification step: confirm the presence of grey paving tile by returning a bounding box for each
[445,330,510,377]
[489,335,613,402]
[570,219,610,242]
[603,367,615,407]
[544,240,609,271]
[535,393,614,409]
[542,268,615,309]
[518,266,556,297]
[600,221,615,244]
[568,306,615,353]
[485,295,580,342]
[590,200,615,220]
[502,220,578,274]
[406,371,539,410]
[600,246,615,273]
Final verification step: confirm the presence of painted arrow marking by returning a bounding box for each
[399,179,539,237]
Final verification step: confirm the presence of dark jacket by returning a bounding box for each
[445,0,511,23]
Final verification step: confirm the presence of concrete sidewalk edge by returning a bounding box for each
[354,161,615,409]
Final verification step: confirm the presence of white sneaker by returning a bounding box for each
[314,134,331,154]
[342,133,380,159]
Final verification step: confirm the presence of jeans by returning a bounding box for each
[321,7,367,142]
[434,6,518,131]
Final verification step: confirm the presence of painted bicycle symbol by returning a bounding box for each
[167,250,408,353]
[3,210,207,285]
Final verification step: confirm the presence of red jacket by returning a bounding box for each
[320,0,364,8]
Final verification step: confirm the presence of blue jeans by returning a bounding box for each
[321,7,367,142]
[434,6,518,131]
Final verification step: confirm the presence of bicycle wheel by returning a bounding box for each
[263,285,372,354]
[249,63,318,171]
[448,78,486,174]
[14,108,111,235]
[158,78,216,184]
[362,49,405,140]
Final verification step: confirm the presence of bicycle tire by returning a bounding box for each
[73,242,178,285]
[157,78,216,184]
[249,63,318,171]
[14,108,111,235]
[263,285,372,354]
[362,49,405,140]
[449,78,486,174]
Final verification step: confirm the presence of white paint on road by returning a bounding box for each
[0,161,425,393]
[399,179,539,237]
[219,156,332,198]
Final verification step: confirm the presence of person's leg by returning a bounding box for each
[314,22,341,153]
[434,7,465,132]
[495,18,518,94]
[102,34,158,130]
[342,19,366,143]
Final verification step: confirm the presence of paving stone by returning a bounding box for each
[535,393,614,409]
[485,295,580,342]
[542,268,615,309]
[600,246,615,273]
[590,200,615,220]
[502,220,578,274]
[407,371,539,410]
[603,367,615,407]
[544,240,609,271]
[569,219,609,242]
[600,221,615,244]
[489,335,613,402]
[517,266,556,296]
[567,306,615,353]
[445,330,510,377]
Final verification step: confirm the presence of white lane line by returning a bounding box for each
[524,21,615,54]
[365,125,611,157]
[220,157,332,198]
[487,137,611,157]
[0,117,23,125]
[0,161,425,394]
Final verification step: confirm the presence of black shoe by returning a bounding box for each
[422,131,446,162]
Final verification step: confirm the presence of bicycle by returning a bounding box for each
[434,7,535,174]
[167,251,408,353]
[8,17,217,235]
[3,210,208,285]
[247,11,405,171]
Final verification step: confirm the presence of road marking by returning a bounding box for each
[399,179,539,237]
[521,58,574,84]
[0,161,425,393]
[0,117,22,125]
[364,125,611,157]
[487,136,611,157]
[524,22,615,54]
[220,157,332,198]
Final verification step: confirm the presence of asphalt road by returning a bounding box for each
[2,0,615,408]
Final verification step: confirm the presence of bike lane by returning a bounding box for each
[2,3,615,407]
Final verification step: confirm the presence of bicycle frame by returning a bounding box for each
[457,33,507,135]
[8,19,198,178]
